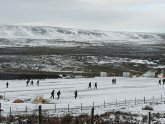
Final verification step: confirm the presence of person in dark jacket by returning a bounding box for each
[88,82,92,89]
[158,79,161,85]
[94,82,97,89]
[74,90,78,99]
[114,78,117,84]
[163,79,165,85]
[30,80,33,86]
[26,80,30,87]
[37,80,39,86]
[112,78,115,85]
[57,90,61,100]
[50,90,55,99]
[6,82,9,88]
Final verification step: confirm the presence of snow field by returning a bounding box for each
[0,77,165,116]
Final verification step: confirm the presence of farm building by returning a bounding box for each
[123,72,131,77]
[100,72,108,77]
[157,69,165,78]
[158,73,165,78]
[142,70,156,78]
[152,67,165,78]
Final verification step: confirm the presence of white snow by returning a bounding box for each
[0,77,165,116]
[153,65,165,69]
[0,25,164,48]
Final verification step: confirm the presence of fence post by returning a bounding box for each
[9,107,12,123]
[125,99,126,106]
[93,102,94,108]
[55,104,56,113]
[153,96,154,104]
[0,103,1,122]
[25,106,27,115]
[116,99,117,106]
[81,103,82,111]
[144,97,146,104]
[91,107,94,124]
[4,92,5,100]
[148,112,151,124]
[104,101,105,108]
[161,95,162,103]
[135,98,136,105]
[10,107,11,117]
[39,105,42,124]
[68,104,69,113]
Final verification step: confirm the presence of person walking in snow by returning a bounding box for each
[26,80,30,87]
[114,78,117,84]
[6,82,9,88]
[158,79,161,85]
[112,78,115,85]
[163,79,165,85]
[74,90,78,99]
[57,90,61,100]
[50,90,55,99]
[30,80,33,86]
[37,80,39,86]
[94,82,97,89]
[88,82,92,89]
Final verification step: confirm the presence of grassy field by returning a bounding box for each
[0,42,164,79]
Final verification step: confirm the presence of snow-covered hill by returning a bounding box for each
[0,25,164,47]
[0,25,164,76]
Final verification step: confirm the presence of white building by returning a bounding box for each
[158,73,165,78]
[142,70,156,78]
[100,72,108,77]
[123,72,131,77]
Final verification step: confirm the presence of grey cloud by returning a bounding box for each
[0,0,164,33]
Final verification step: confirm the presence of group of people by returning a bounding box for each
[50,82,98,100]
[4,77,118,102]
[112,78,117,85]
[26,79,40,87]
[50,90,78,100]
[88,82,97,89]
[50,90,61,99]
[158,79,165,85]
[5,79,40,88]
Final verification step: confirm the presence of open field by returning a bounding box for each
[0,77,165,117]
[0,42,164,79]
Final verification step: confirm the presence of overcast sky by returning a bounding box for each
[0,0,165,33]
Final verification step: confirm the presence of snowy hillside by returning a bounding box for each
[0,25,164,77]
[0,25,164,47]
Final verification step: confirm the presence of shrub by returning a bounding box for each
[0,95,3,99]
[142,105,153,111]
[13,99,24,103]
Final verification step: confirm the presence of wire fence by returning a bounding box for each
[0,95,165,117]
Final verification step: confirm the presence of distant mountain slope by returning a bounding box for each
[0,25,164,78]
[0,25,164,48]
